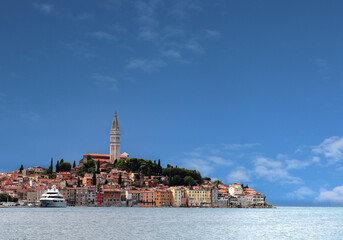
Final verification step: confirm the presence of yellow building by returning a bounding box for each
[185,188,212,207]
[155,189,172,207]
[170,187,185,207]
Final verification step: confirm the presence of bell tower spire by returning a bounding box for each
[110,112,120,164]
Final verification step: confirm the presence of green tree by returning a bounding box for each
[56,160,60,173]
[184,176,196,186]
[50,157,53,175]
[118,173,122,185]
[19,164,24,173]
[60,162,71,172]
[77,177,81,187]
[73,160,76,168]
[96,161,100,173]
[213,180,223,187]
[92,172,96,185]
[60,158,64,165]
[158,159,161,175]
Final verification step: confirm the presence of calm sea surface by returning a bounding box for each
[1,207,342,239]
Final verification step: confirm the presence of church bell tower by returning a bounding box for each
[110,112,120,164]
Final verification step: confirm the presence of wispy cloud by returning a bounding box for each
[184,158,214,176]
[90,31,116,41]
[254,157,302,184]
[91,73,119,91]
[288,186,316,200]
[135,0,161,42]
[315,186,343,204]
[205,30,221,38]
[313,58,330,80]
[126,59,166,72]
[162,49,181,59]
[227,167,250,183]
[170,0,202,19]
[184,39,204,54]
[33,3,55,15]
[73,13,94,21]
[312,136,343,164]
[223,143,260,151]
[61,41,95,59]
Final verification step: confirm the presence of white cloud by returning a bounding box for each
[285,159,310,170]
[73,13,94,21]
[205,30,221,38]
[312,136,343,163]
[288,187,315,199]
[126,59,166,72]
[227,167,250,183]
[184,158,214,176]
[185,40,204,54]
[163,49,181,59]
[207,156,232,166]
[135,0,160,42]
[91,73,119,91]
[91,31,116,41]
[315,186,343,204]
[33,3,55,14]
[254,157,302,184]
[223,143,260,150]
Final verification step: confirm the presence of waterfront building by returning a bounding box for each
[170,187,185,207]
[155,189,172,207]
[103,188,121,206]
[185,188,212,207]
[140,190,155,207]
[229,183,243,196]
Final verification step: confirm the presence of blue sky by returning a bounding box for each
[2,0,343,206]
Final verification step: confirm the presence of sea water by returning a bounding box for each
[0,207,342,239]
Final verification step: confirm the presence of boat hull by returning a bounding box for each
[40,200,67,208]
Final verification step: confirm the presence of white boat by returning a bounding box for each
[40,185,67,207]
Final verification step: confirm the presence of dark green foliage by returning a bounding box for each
[114,158,162,176]
[112,158,202,186]
[73,160,76,168]
[50,158,53,175]
[203,177,211,181]
[56,160,60,173]
[163,167,202,186]
[213,180,223,187]
[92,172,96,185]
[184,176,196,186]
[0,193,18,202]
[49,173,56,179]
[60,158,64,165]
[78,159,95,176]
[96,161,100,173]
[60,162,71,172]
[19,164,24,173]
[118,173,122,185]
[77,177,81,187]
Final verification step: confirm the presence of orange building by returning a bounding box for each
[140,190,155,207]
[155,189,172,207]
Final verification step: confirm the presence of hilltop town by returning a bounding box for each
[0,113,272,208]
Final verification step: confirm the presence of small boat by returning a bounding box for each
[40,185,67,208]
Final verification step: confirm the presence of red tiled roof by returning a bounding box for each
[84,153,110,157]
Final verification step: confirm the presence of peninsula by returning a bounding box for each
[0,113,273,208]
